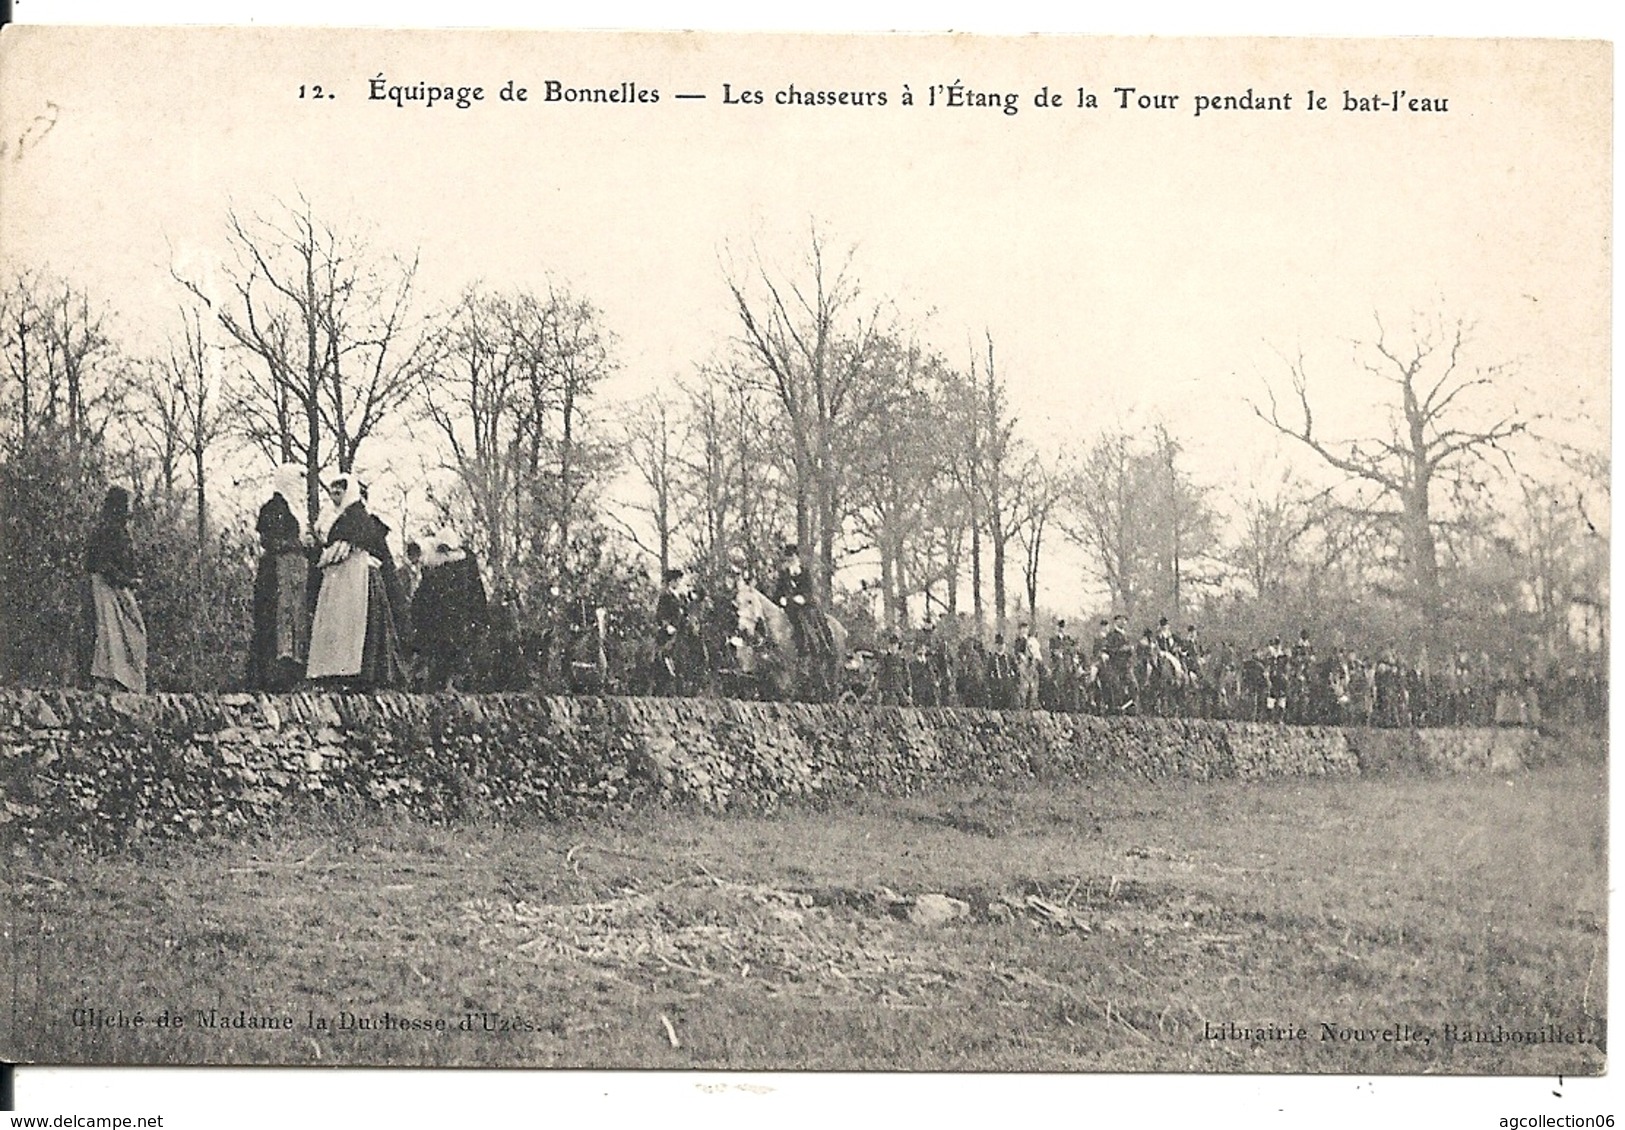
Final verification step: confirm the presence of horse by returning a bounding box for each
[1138,645,1191,716]
[733,580,848,701]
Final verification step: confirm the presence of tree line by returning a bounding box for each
[0,201,1607,692]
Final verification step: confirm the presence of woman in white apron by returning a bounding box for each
[83,485,147,693]
[305,476,406,689]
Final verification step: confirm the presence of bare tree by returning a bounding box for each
[1012,452,1065,618]
[1059,424,1219,622]
[0,269,126,459]
[611,391,688,577]
[508,287,618,552]
[1060,429,1149,619]
[156,307,228,548]
[130,359,186,502]
[1255,314,1527,630]
[724,224,889,601]
[418,287,522,572]
[416,282,619,586]
[1146,424,1219,620]
[178,196,430,528]
[938,334,1021,630]
[845,335,956,628]
[674,366,789,584]
[1223,470,1327,601]
[1506,476,1609,657]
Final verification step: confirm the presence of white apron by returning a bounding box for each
[305,548,373,679]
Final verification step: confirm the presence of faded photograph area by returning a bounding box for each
[0,26,1609,1072]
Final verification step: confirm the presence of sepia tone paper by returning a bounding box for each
[0,21,1612,1117]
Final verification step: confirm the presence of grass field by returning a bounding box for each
[1,756,1606,1073]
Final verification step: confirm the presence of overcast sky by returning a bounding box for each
[0,28,1611,605]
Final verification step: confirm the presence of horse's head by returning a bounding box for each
[734,583,760,633]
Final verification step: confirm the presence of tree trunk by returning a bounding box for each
[304,251,323,528]
[990,520,1007,636]
[193,447,207,552]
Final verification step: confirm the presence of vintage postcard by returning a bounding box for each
[0,20,1611,1120]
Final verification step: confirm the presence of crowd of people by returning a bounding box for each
[851,616,1604,728]
[77,475,1606,731]
[82,470,492,696]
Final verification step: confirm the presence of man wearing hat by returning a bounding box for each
[654,567,706,694]
[1047,618,1078,712]
[655,567,691,642]
[1098,614,1136,715]
[1103,614,1133,668]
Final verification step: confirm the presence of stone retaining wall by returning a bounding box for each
[0,690,1549,847]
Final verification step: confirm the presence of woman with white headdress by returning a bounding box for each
[304,473,407,689]
[247,463,311,691]
[411,525,489,691]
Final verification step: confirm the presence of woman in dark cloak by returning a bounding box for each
[304,475,407,689]
[83,485,147,693]
[247,463,310,691]
[411,527,489,691]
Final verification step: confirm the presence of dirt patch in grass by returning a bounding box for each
[1,760,1606,1073]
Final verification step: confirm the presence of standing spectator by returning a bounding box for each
[247,463,310,691]
[957,637,988,708]
[305,475,407,689]
[411,527,490,692]
[987,634,1016,709]
[1241,647,1270,722]
[908,626,940,706]
[1374,653,1405,727]
[400,540,424,605]
[1014,621,1043,709]
[878,630,910,706]
[924,620,958,707]
[82,485,146,693]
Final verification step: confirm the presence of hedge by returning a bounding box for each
[0,690,1547,848]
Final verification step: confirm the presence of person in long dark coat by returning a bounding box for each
[247,464,310,691]
[82,485,147,693]
[305,476,407,689]
[411,527,489,692]
[771,543,832,658]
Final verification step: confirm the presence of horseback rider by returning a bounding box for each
[1102,614,1135,677]
[1179,623,1202,665]
[655,567,693,641]
[771,542,833,659]
[1154,616,1178,656]
[1291,628,1314,671]
[1049,618,1076,664]
[653,567,702,693]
